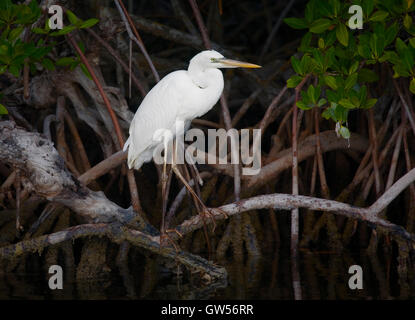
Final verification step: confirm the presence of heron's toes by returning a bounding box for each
[160,232,181,252]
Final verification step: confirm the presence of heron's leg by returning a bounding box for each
[160,136,174,246]
[171,147,228,232]
[160,164,172,233]
[183,146,229,227]
[161,146,167,233]
[183,145,203,186]
[160,170,181,251]
[160,137,185,251]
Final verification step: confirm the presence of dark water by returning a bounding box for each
[1,245,414,299]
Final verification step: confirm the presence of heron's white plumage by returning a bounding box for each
[124,50,260,170]
[124,50,226,170]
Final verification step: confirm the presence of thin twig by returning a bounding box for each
[258,86,288,131]
[114,0,160,82]
[232,89,261,127]
[259,0,296,61]
[66,33,125,148]
[188,0,211,49]
[171,0,198,36]
[386,127,403,190]
[86,28,147,96]
[392,77,415,136]
[15,168,21,235]
[63,107,92,172]
[290,74,308,300]
[368,108,382,196]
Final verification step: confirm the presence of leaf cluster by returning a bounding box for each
[0,1,98,114]
[285,0,415,138]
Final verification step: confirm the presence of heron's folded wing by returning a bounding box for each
[128,71,186,157]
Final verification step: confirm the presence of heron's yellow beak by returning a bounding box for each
[220,58,261,68]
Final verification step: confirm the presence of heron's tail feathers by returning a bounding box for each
[127,157,144,171]
[126,141,153,171]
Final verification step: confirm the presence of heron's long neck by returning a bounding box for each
[188,63,223,90]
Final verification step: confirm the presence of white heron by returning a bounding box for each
[123,50,260,237]
[123,50,261,170]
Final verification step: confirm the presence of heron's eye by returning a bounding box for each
[210,58,219,63]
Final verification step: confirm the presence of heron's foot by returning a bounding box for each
[199,207,228,233]
[160,231,181,252]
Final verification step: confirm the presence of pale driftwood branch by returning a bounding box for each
[170,182,415,244]
[368,168,415,216]
[0,121,135,224]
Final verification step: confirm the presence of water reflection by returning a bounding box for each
[0,246,414,299]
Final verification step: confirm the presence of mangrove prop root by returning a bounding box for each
[2,121,415,278]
